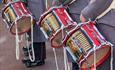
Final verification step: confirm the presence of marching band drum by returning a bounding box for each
[1,0,34,60]
[62,21,112,69]
[2,1,33,35]
[38,6,75,48]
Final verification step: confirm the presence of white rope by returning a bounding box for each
[93,45,96,70]
[67,60,71,70]
[63,47,68,70]
[53,48,59,70]
[63,47,71,70]
[4,13,10,27]
[15,21,20,60]
[19,35,23,43]
[61,21,69,70]
[111,46,113,70]
[27,16,35,62]
[46,0,48,9]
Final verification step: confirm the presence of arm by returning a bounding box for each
[80,0,113,22]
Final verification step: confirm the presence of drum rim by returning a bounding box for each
[50,24,77,48]
[10,15,33,35]
[79,43,111,69]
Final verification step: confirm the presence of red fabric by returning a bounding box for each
[82,22,100,46]
[54,7,70,26]
[12,2,29,17]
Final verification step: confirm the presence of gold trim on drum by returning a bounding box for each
[4,6,17,23]
[66,30,92,53]
[42,13,60,31]
[66,30,92,61]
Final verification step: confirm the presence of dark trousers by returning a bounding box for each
[72,62,79,70]
[33,42,46,61]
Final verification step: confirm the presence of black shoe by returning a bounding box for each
[22,47,32,56]
[22,46,31,52]
[22,59,45,67]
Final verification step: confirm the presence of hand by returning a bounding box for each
[80,14,86,22]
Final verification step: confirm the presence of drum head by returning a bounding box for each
[80,44,111,69]
[51,24,77,48]
[11,16,32,35]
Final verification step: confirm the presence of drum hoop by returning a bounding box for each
[79,42,112,68]
[2,12,32,26]
[10,14,33,35]
[2,14,32,35]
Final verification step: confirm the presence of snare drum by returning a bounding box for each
[63,21,112,69]
[38,7,73,40]
[2,1,33,35]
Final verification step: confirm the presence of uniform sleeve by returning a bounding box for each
[81,0,113,21]
[27,0,46,20]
